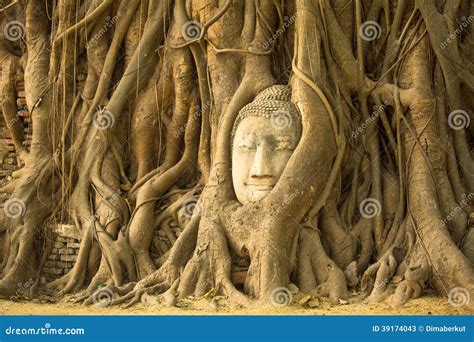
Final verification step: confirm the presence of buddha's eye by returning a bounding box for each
[275,140,294,151]
[238,143,256,151]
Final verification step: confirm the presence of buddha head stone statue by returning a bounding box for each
[231,85,302,204]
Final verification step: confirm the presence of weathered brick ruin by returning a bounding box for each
[43,225,81,281]
[0,68,79,281]
[0,69,28,179]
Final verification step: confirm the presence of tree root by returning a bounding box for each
[296,228,348,304]
[361,246,404,303]
[393,249,429,307]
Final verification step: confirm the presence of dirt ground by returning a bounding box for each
[0,290,471,315]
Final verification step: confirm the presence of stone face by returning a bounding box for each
[66,242,81,249]
[231,86,301,205]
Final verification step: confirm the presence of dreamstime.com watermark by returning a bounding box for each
[174,101,211,138]
[181,197,205,219]
[86,15,121,49]
[359,21,382,42]
[448,287,470,307]
[181,21,203,41]
[448,109,470,130]
[351,105,385,140]
[270,109,293,130]
[359,198,381,219]
[92,287,116,308]
[440,16,474,50]
[9,278,34,301]
[270,287,292,307]
[3,20,25,41]
[274,190,302,214]
[3,197,26,219]
[0,114,23,138]
[4,323,85,336]
[441,192,473,227]
[105,189,123,208]
[261,14,297,50]
[93,108,115,130]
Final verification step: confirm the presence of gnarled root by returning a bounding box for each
[108,215,200,306]
[319,201,358,270]
[361,246,405,303]
[296,228,348,304]
[393,249,429,307]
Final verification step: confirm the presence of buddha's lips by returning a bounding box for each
[244,184,274,191]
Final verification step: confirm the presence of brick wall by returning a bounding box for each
[0,69,31,179]
[42,225,81,281]
[0,69,80,281]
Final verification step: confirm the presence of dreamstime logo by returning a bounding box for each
[3,198,26,219]
[448,287,470,307]
[359,21,381,41]
[271,110,292,130]
[4,21,25,41]
[359,198,381,218]
[270,287,292,307]
[181,21,202,41]
[181,197,204,219]
[448,109,470,130]
[93,109,115,130]
[4,322,85,335]
[92,287,116,308]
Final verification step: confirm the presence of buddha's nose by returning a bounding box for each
[250,141,273,178]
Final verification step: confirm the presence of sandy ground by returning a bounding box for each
[0,290,471,315]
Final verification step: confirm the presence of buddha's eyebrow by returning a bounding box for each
[238,132,257,143]
[274,136,295,144]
